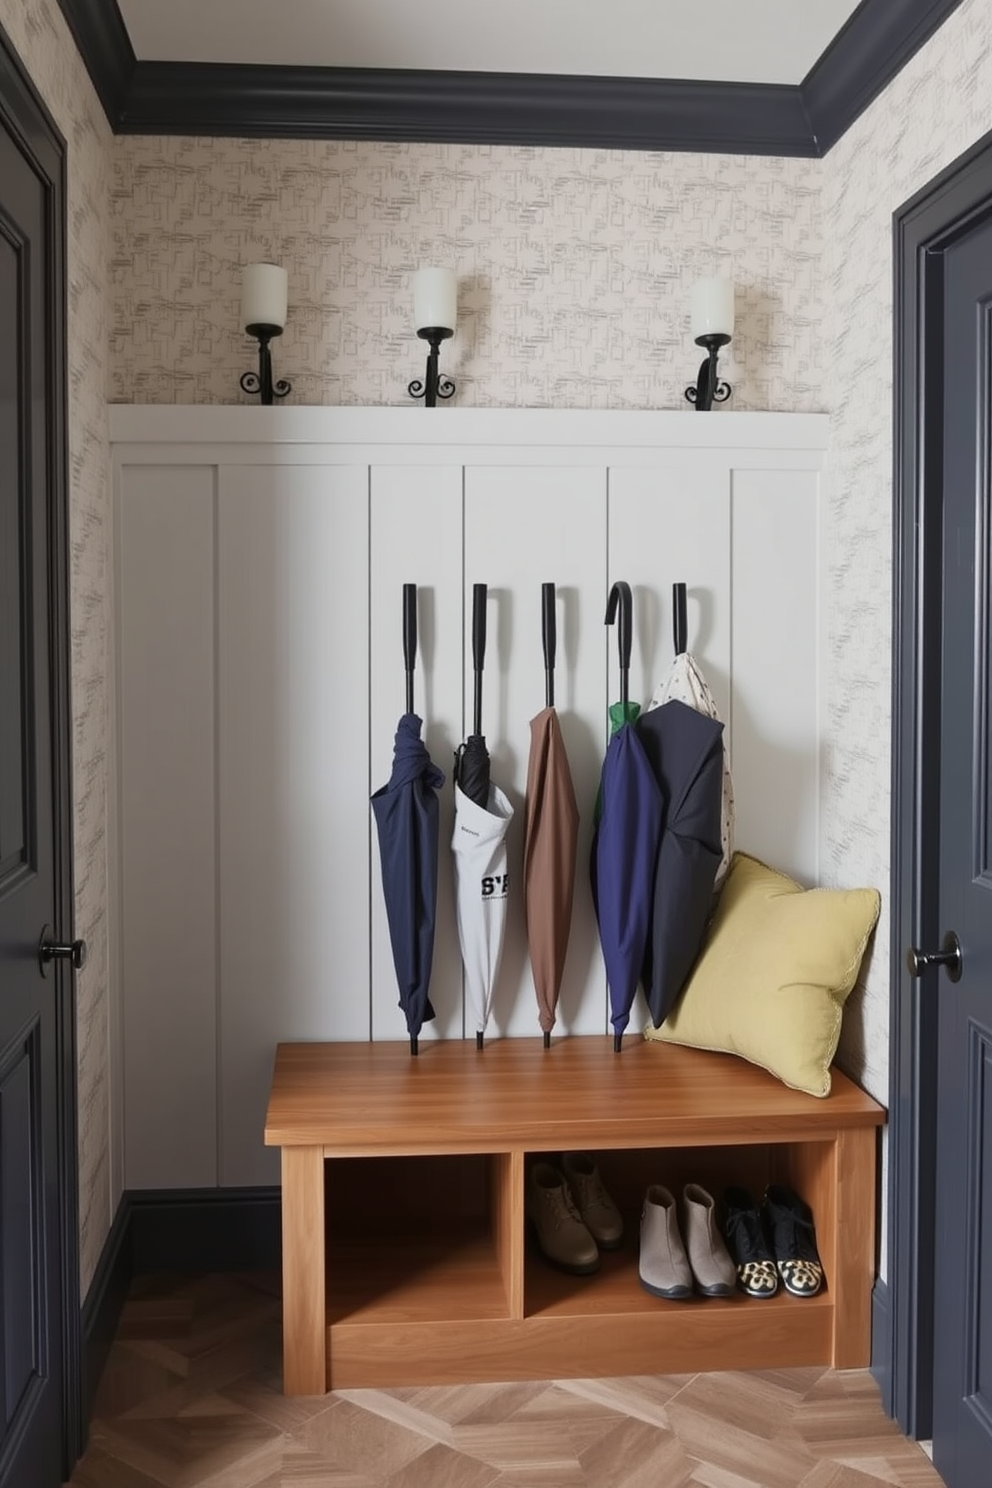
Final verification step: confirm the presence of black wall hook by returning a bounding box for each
[403,583,417,715]
[605,580,632,709]
[472,583,488,736]
[673,582,688,656]
[542,582,557,708]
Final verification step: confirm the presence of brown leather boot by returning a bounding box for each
[526,1162,599,1275]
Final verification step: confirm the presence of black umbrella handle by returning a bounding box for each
[673,582,687,657]
[542,581,556,708]
[472,583,487,736]
[605,580,632,710]
[403,583,417,715]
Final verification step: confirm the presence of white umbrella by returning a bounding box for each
[648,583,735,891]
[452,781,514,1045]
[451,584,514,1047]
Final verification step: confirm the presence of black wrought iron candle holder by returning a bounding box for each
[241,323,292,405]
[408,327,455,407]
[685,332,732,411]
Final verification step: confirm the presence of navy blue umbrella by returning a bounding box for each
[371,584,445,1055]
[636,697,724,1029]
[590,582,664,1051]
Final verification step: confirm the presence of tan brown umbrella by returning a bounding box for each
[524,583,579,1046]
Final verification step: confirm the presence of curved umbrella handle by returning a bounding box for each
[472,583,487,736]
[605,580,632,709]
[673,581,687,657]
[403,583,417,714]
[542,581,556,708]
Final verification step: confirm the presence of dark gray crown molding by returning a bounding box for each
[120,65,815,156]
[56,0,965,156]
[802,0,967,153]
[54,0,133,125]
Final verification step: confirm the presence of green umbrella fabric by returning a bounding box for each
[594,700,642,825]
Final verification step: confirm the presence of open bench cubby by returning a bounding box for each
[265,1038,885,1395]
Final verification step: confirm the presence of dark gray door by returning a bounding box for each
[931,216,992,1487]
[0,45,77,1488]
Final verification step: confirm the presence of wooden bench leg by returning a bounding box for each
[281,1146,326,1394]
[831,1126,876,1368]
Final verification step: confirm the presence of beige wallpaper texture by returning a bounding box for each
[109,139,824,413]
[822,0,992,1113]
[1,0,113,1295]
[6,0,992,1299]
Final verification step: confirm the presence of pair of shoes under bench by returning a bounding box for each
[639,1184,736,1299]
[526,1153,623,1275]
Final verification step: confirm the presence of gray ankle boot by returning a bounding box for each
[683,1183,736,1296]
[639,1185,693,1299]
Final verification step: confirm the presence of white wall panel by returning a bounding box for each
[112,410,829,1189]
[217,463,369,1185]
[119,465,218,1188]
[465,466,608,1038]
[608,467,733,716]
[731,468,820,883]
[369,467,463,1043]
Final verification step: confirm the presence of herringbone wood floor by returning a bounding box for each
[67,1272,945,1488]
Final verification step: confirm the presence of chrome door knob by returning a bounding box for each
[906,930,962,983]
[38,925,87,976]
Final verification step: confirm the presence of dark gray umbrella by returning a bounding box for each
[646,581,735,891]
[636,697,723,1029]
[371,584,445,1055]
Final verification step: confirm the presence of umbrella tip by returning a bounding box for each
[543,1031,551,1049]
[410,1036,419,1056]
[476,1031,484,1051]
[613,1033,623,1053]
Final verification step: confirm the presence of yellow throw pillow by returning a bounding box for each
[644,852,880,1096]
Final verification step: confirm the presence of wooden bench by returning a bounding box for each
[264,1036,885,1395]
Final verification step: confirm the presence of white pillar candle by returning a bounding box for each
[242,263,288,330]
[691,277,735,340]
[413,268,457,333]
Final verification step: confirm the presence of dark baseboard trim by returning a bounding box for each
[81,1186,281,1421]
[53,0,962,155]
[127,1186,282,1273]
[80,1199,132,1424]
[871,1278,893,1416]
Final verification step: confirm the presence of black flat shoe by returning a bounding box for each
[722,1186,778,1298]
[763,1184,824,1297]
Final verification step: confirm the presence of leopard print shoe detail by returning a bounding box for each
[722,1187,779,1299]
[737,1258,779,1297]
[776,1256,824,1298]
[763,1184,824,1299]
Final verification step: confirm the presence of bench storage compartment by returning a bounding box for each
[265,1037,885,1394]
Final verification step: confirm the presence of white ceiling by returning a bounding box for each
[116,0,863,86]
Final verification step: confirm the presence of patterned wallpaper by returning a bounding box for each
[822,0,992,1111]
[109,140,824,413]
[0,0,113,1295]
[5,0,992,1301]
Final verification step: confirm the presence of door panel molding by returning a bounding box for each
[979,302,992,885]
[891,123,992,1437]
[0,14,79,1477]
[963,1023,992,1410]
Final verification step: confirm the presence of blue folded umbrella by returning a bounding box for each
[590,581,665,1051]
[591,719,664,1049]
[372,712,445,1052]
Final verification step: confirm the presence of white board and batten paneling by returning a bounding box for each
[112,407,829,1188]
